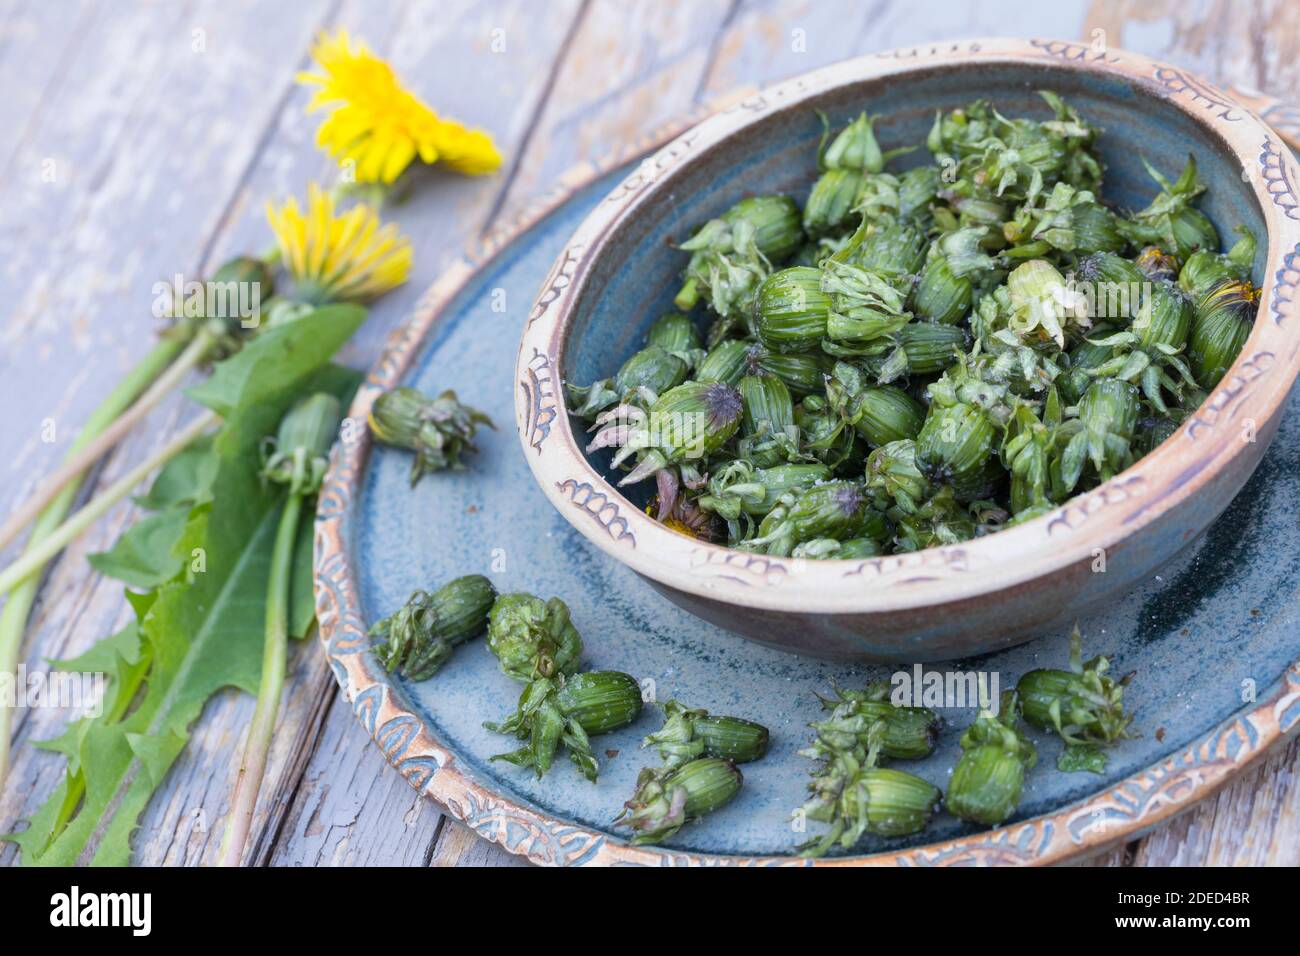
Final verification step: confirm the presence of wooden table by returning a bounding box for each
[1,0,1296,867]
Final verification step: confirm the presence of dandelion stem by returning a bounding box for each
[0,335,189,788]
[219,491,300,866]
[0,412,218,599]
[0,328,216,554]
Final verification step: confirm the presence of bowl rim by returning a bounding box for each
[516,36,1300,616]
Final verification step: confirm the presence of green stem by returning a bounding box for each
[219,491,301,867]
[0,412,217,598]
[0,328,216,554]
[0,335,187,789]
[674,277,700,311]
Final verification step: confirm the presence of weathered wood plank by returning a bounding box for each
[698,0,1092,97]
[490,0,738,225]
[0,0,339,867]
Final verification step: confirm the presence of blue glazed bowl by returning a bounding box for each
[517,38,1300,662]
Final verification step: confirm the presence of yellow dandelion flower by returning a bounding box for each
[297,29,502,184]
[265,183,412,304]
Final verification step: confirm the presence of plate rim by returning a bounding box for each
[314,62,1300,867]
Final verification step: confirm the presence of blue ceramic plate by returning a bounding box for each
[315,141,1300,866]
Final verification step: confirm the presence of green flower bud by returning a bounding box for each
[728,195,805,261]
[848,768,941,837]
[261,393,341,495]
[369,386,494,485]
[865,439,930,512]
[1181,225,1256,299]
[675,195,803,334]
[851,384,926,447]
[1059,325,1118,405]
[1018,627,1133,770]
[739,373,798,466]
[745,344,833,395]
[754,266,832,352]
[796,393,866,470]
[804,167,871,236]
[823,112,885,173]
[1077,250,1146,322]
[165,254,277,354]
[369,575,497,680]
[486,592,583,682]
[1068,201,1125,255]
[872,322,969,382]
[566,345,689,420]
[555,670,644,735]
[1132,280,1192,352]
[1179,248,1247,300]
[617,345,689,397]
[916,402,998,499]
[618,758,743,845]
[212,254,275,290]
[1189,279,1257,387]
[697,461,832,528]
[897,165,941,222]
[1076,377,1138,452]
[911,254,972,325]
[745,481,883,556]
[488,670,643,781]
[850,222,928,282]
[1134,410,1184,456]
[892,485,980,551]
[946,691,1037,825]
[642,700,770,768]
[1169,208,1217,262]
[612,380,744,485]
[800,760,940,855]
[695,338,750,385]
[1119,156,1217,263]
[822,260,913,344]
[815,683,942,760]
[1076,377,1139,477]
[645,312,702,353]
[1078,250,1143,286]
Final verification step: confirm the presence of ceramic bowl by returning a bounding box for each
[516,37,1300,662]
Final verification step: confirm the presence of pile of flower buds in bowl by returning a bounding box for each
[567,93,1260,559]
